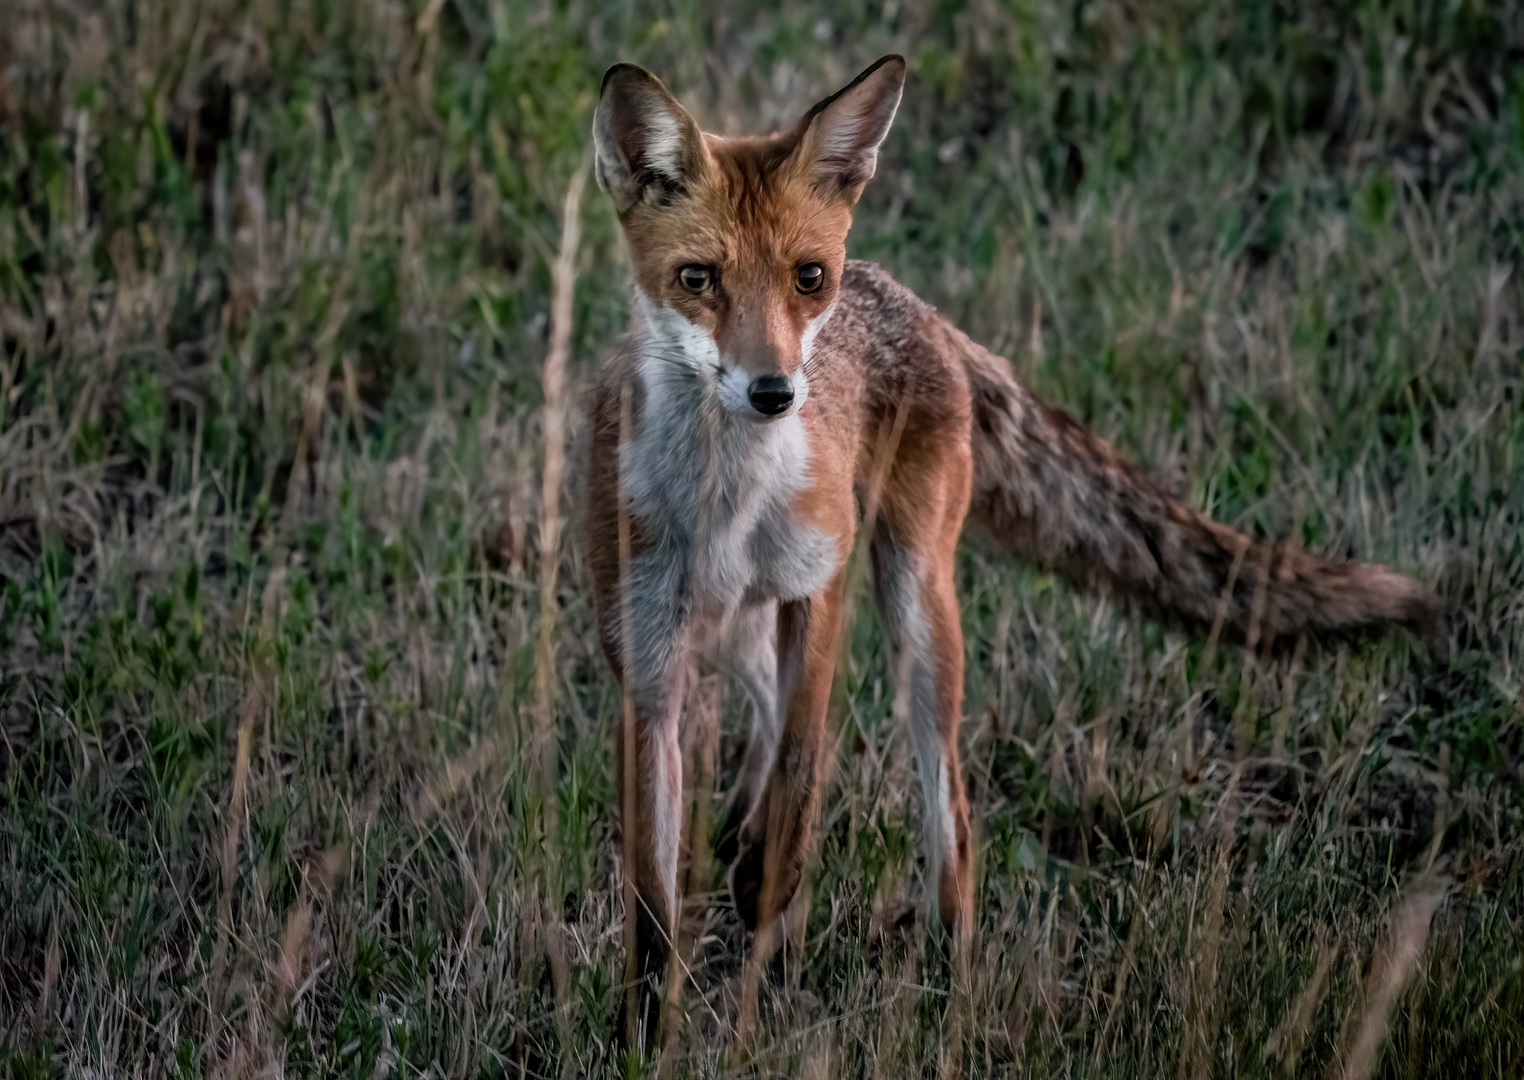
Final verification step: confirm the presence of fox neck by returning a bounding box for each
[619,287,835,614]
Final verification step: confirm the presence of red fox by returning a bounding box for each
[586,55,1438,1041]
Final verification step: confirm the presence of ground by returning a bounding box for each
[1,1,1521,1077]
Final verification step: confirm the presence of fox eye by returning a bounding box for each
[678,265,712,293]
[796,263,825,294]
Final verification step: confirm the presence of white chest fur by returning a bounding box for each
[619,293,840,616]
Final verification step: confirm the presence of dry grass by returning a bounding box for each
[2,1,1522,1077]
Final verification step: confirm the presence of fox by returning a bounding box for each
[585,54,1439,1043]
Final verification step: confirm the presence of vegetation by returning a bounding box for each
[1,1,1521,1075]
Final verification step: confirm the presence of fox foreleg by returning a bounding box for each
[729,575,847,935]
[608,548,692,1046]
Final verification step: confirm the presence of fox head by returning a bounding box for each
[593,56,905,421]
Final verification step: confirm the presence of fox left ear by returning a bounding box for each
[593,64,708,214]
[792,55,906,199]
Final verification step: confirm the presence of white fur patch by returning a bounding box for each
[631,287,720,377]
[818,121,875,173]
[799,303,835,374]
[640,107,685,181]
[810,91,901,182]
[652,732,682,910]
[717,365,753,414]
[879,542,958,882]
[620,288,839,622]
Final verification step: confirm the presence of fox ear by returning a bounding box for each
[593,64,707,213]
[792,55,906,199]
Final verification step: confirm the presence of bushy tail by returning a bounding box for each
[960,343,1440,647]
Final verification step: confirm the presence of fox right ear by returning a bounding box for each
[792,55,906,200]
[593,64,707,213]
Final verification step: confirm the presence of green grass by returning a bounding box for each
[2,1,1522,1076]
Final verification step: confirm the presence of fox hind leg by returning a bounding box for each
[871,525,975,941]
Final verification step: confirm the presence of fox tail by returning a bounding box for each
[960,344,1440,647]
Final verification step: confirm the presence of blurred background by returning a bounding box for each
[1,1,1521,1076]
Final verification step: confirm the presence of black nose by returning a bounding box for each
[747,375,794,417]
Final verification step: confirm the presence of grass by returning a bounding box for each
[1,0,1522,1076]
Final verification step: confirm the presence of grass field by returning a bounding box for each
[2,1,1522,1076]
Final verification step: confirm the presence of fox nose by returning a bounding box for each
[747,374,794,417]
